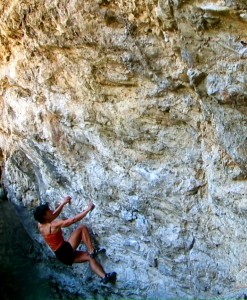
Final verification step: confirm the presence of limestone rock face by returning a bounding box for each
[0,0,247,298]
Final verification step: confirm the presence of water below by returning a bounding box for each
[0,200,55,300]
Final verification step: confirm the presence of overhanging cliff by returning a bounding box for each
[0,0,247,298]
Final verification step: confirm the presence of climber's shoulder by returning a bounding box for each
[51,219,64,227]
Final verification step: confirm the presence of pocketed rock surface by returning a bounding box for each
[0,0,247,299]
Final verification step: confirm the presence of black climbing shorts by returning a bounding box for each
[55,242,75,266]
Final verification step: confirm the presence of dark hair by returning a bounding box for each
[33,203,49,223]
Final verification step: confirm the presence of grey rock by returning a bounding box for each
[0,0,246,299]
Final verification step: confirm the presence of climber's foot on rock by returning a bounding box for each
[89,248,106,258]
[101,272,117,284]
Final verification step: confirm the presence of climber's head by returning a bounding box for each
[33,202,50,224]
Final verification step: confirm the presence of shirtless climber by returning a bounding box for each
[33,196,116,284]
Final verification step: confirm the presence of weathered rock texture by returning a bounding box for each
[0,0,247,298]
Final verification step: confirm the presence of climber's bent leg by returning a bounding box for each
[68,225,94,253]
[73,251,105,278]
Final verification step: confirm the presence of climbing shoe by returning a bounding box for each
[101,272,117,284]
[89,248,106,258]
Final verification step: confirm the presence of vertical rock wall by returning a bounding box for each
[0,0,246,298]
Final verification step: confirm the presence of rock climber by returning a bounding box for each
[33,196,116,284]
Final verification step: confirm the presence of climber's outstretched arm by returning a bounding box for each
[55,202,95,228]
[51,196,71,221]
